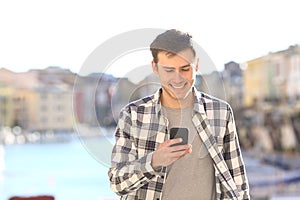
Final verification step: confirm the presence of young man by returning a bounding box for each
[108,29,250,199]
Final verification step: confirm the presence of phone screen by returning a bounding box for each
[170,127,188,146]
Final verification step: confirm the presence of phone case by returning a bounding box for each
[170,127,188,146]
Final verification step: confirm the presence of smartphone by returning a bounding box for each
[170,127,188,146]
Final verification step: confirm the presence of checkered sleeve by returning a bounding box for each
[224,106,250,199]
[108,107,161,196]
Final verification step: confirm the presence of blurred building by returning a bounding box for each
[137,74,160,98]
[1,44,300,139]
[111,77,137,120]
[32,86,73,132]
[0,68,39,129]
[243,44,300,107]
[95,73,116,127]
[0,84,14,127]
[73,75,98,126]
[242,45,300,152]
[0,67,75,132]
[285,45,300,102]
[223,61,244,110]
[243,55,272,107]
[195,71,226,101]
[13,88,36,130]
[73,73,116,127]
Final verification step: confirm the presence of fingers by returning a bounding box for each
[170,144,189,152]
[158,138,191,153]
[152,140,193,168]
[160,138,182,148]
[170,144,192,157]
[187,144,192,153]
[157,138,182,151]
[180,144,192,158]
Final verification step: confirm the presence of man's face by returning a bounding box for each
[152,48,198,103]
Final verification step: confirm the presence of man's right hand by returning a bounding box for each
[151,138,192,169]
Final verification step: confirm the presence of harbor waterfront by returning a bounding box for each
[0,133,118,200]
[1,131,300,200]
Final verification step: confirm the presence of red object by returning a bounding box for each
[9,196,55,200]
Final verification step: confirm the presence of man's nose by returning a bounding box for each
[174,71,184,81]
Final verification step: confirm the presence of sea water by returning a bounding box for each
[2,133,300,200]
[0,135,118,200]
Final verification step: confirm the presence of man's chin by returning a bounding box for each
[171,92,189,100]
[162,87,191,100]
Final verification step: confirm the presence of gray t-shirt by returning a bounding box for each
[161,106,216,200]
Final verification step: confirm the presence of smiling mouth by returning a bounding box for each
[170,83,186,89]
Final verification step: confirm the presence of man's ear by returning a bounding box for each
[195,58,199,72]
[151,61,158,74]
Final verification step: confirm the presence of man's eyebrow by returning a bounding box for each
[161,64,191,68]
[159,65,174,70]
[180,64,191,68]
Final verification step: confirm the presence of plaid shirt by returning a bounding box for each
[108,88,250,200]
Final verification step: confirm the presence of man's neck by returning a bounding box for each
[161,92,194,109]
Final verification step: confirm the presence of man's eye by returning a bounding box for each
[182,67,191,71]
[165,69,174,72]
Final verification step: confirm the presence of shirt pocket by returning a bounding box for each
[134,126,166,157]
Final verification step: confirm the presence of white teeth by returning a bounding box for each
[172,85,184,89]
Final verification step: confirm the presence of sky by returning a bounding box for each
[1,0,300,78]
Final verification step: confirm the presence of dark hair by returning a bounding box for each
[150,29,195,63]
